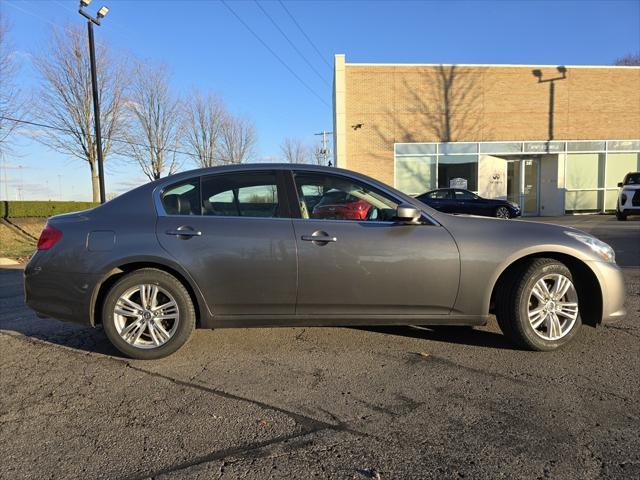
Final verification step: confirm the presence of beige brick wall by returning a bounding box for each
[341,64,640,185]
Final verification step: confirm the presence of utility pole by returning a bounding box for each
[79,0,110,204]
[314,130,333,166]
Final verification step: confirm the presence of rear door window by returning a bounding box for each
[201,172,283,218]
[161,179,201,215]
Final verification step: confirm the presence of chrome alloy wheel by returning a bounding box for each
[496,206,510,219]
[527,274,579,341]
[113,284,179,349]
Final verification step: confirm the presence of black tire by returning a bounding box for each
[616,208,627,221]
[102,268,196,360]
[495,206,511,219]
[495,258,582,351]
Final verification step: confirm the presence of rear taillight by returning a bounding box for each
[37,224,63,250]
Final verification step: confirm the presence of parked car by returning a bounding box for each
[25,165,625,359]
[416,188,521,218]
[616,172,640,220]
[312,189,372,220]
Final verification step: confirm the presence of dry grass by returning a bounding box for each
[0,218,46,262]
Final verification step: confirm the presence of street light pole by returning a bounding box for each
[79,1,109,204]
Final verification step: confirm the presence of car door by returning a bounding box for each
[289,171,460,316]
[155,171,297,316]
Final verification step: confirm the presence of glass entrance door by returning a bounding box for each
[506,158,540,216]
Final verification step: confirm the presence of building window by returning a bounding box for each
[438,155,478,191]
[565,153,605,212]
[395,155,436,194]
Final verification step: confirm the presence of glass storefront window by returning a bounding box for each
[565,190,602,212]
[524,142,564,153]
[606,153,640,187]
[479,142,522,154]
[395,143,437,155]
[608,140,640,151]
[565,153,605,189]
[438,143,477,154]
[395,156,436,194]
[438,155,478,191]
[567,141,606,152]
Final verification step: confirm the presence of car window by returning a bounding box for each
[624,173,640,185]
[453,190,477,200]
[294,172,399,221]
[201,172,281,218]
[161,179,201,216]
[428,190,450,199]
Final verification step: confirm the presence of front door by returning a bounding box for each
[156,171,297,316]
[290,171,460,316]
[507,158,540,216]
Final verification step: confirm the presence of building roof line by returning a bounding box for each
[343,62,640,70]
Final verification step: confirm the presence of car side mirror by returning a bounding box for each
[617,182,623,188]
[395,204,421,224]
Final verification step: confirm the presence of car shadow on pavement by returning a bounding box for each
[355,325,519,350]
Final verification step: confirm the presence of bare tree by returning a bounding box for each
[122,62,182,180]
[219,115,256,164]
[0,14,23,156]
[32,26,128,201]
[615,53,640,66]
[280,137,311,163]
[183,91,227,168]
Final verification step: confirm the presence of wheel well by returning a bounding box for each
[489,253,602,327]
[93,262,202,327]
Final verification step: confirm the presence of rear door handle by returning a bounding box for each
[166,229,202,237]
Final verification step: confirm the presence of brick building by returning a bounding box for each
[332,54,640,215]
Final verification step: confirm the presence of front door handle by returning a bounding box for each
[301,230,337,245]
[166,227,202,237]
[301,235,337,242]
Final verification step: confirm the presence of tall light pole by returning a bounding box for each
[79,0,109,204]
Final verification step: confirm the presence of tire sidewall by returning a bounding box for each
[102,270,195,360]
[515,262,582,351]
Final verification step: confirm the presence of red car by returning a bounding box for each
[312,190,372,220]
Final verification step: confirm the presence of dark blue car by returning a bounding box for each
[416,188,521,219]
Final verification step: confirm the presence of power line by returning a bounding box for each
[253,0,330,87]
[220,0,330,109]
[0,115,234,164]
[278,0,332,69]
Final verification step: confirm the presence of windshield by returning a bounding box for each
[624,173,640,185]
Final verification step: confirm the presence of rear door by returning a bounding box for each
[156,171,297,316]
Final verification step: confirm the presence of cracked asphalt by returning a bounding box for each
[1,215,638,479]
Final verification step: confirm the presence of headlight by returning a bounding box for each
[509,202,520,209]
[565,231,615,263]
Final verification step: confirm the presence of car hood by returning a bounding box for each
[622,184,640,191]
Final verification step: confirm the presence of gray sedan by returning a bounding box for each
[24,165,626,359]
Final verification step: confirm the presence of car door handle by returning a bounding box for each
[166,229,202,237]
[301,235,337,242]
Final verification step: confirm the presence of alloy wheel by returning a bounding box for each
[496,206,510,219]
[527,274,579,341]
[113,284,180,349]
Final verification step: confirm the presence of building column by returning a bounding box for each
[333,54,347,168]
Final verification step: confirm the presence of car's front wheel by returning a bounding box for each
[496,258,581,351]
[495,206,511,219]
[616,207,627,221]
[102,268,195,359]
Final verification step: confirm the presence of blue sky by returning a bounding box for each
[1,0,639,200]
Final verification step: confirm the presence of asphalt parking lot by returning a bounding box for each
[1,215,638,480]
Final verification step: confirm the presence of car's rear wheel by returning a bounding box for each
[102,268,195,359]
[495,206,511,219]
[496,258,581,351]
